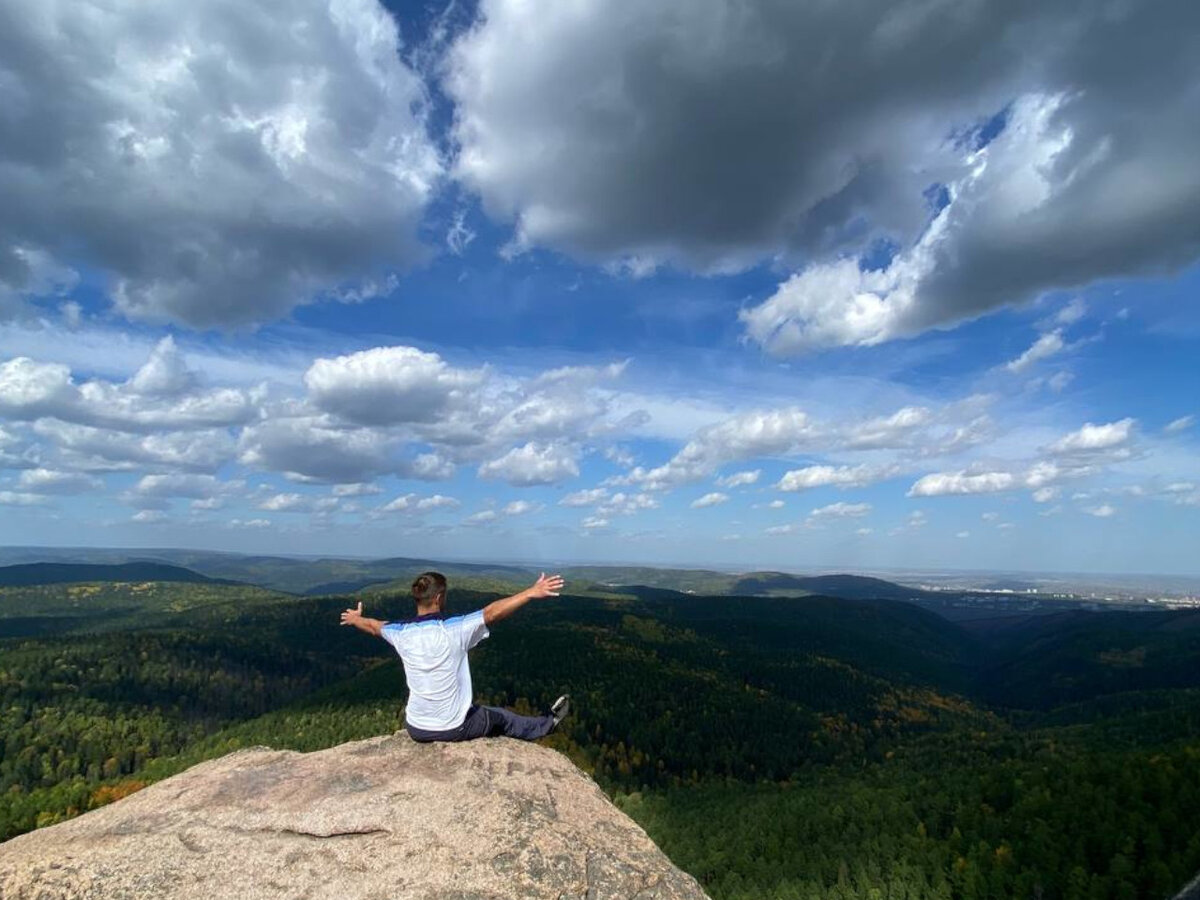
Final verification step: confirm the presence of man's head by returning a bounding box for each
[411,571,447,613]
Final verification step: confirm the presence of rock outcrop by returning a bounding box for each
[0,734,709,900]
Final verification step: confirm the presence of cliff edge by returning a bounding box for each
[0,733,709,900]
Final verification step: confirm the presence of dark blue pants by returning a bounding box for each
[407,704,554,743]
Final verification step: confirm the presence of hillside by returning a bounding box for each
[730,572,926,601]
[2,564,1199,898]
[0,735,709,900]
[0,561,230,588]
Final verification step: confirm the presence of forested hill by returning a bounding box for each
[730,572,925,600]
[0,562,235,588]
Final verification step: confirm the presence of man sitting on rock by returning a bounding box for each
[339,571,569,743]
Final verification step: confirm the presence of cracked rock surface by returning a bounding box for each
[0,733,709,900]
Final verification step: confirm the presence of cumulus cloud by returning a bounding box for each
[1086,503,1116,518]
[0,0,441,328]
[478,442,580,486]
[597,492,659,517]
[15,468,101,494]
[1032,486,1060,503]
[616,408,816,490]
[716,469,760,489]
[777,463,892,492]
[305,347,483,426]
[450,1,1200,349]
[34,421,237,473]
[416,494,460,511]
[0,354,260,432]
[1050,418,1135,454]
[238,416,396,483]
[132,473,243,502]
[502,499,540,516]
[690,492,729,509]
[908,471,1015,497]
[581,515,609,529]
[464,510,497,525]
[127,337,199,397]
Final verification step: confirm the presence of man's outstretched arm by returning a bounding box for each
[483,573,564,626]
[340,601,388,638]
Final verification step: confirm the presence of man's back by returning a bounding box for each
[380,610,489,731]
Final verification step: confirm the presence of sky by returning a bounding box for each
[0,0,1198,575]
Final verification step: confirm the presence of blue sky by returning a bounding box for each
[0,0,1197,574]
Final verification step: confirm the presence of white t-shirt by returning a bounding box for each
[380,610,490,731]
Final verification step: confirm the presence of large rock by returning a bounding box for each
[0,734,709,900]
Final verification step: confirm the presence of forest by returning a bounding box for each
[1,572,1198,899]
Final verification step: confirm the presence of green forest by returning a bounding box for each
[2,576,1199,899]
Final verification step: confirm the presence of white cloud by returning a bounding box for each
[581,515,609,530]
[416,494,460,511]
[808,502,871,520]
[256,492,338,514]
[409,452,458,481]
[691,492,730,509]
[1165,415,1195,434]
[503,499,541,516]
[597,492,659,517]
[229,518,271,529]
[127,337,198,398]
[716,469,760,489]
[478,442,580,486]
[1086,504,1116,518]
[305,347,483,426]
[982,512,1000,522]
[132,510,166,523]
[1055,298,1087,326]
[765,524,798,536]
[1005,330,1066,374]
[380,494,416,513]
[0,491,49,506]
[16,468,101,495]
[842,407,931,449]
[35,421,236,473]
[766,499,785,509]
[0,354,260,433]
[0,0,441,328]
[464,510,497,525]
[777,463,889,492]
[1050,418,1135,454]
[133,473,240,500]
[1032,486,1060,503]
[908,471,1016,497]
[560,487,609,507]
[610,407,817,490]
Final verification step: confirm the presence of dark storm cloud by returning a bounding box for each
[447,0,1200,348]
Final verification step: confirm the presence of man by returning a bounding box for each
[339,570,569,743]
